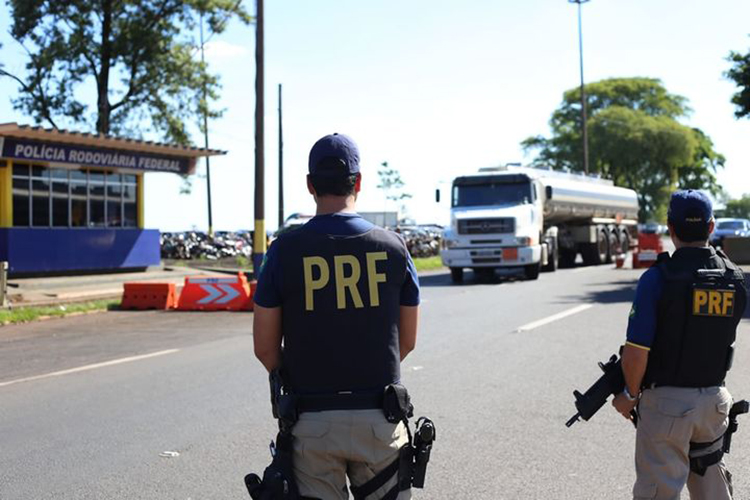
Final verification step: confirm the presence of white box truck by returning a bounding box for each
[440,165,639,282]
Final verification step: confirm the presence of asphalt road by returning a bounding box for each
[1,264,749,500]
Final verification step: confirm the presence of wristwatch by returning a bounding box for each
[622,387,638,402]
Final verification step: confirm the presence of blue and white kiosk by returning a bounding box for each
[0,123,224,276]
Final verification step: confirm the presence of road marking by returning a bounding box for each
[0,349,180,389]
[516,304,594,332]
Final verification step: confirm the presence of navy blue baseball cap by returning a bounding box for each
[667,190,713,226]
[308,133,360,176]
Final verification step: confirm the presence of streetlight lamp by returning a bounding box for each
[569,0,590,175]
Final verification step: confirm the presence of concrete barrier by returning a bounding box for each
[723,237,750,265]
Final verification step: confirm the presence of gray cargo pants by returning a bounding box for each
[291,409,412,500]
[633,386,734,500]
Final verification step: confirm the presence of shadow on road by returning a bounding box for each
[418,270,525,288]
[573,279,638,305]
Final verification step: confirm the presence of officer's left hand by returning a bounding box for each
[612,392,637,421]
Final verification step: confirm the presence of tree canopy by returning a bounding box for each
[1,0,251,145]
[727,43,750,119]
[718,195,750,220]
[522,77,724,222]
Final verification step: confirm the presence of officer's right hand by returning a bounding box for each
[612,392,637,421]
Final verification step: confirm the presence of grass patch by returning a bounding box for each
[413,256,444,272]
[0,299,120,325]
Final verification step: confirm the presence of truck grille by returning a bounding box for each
[458,218,515,235]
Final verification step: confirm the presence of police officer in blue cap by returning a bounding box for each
[612,190,746,499]
[253,133,420,499]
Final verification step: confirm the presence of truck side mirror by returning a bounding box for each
[435,189,441,203]
[546,186,553,200]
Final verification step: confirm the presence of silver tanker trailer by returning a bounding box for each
[440,165,639,282]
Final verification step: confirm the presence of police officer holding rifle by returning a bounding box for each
[251,133,426,499]
[612,190,746,499]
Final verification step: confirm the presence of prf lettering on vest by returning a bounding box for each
[693,289,735,317]
[303,252,388,311]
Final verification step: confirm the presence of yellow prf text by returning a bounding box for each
[693,289,735,317]
[303,252,388,311]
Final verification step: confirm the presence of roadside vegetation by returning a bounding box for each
[413,256,444,272]
[0,299,120,326]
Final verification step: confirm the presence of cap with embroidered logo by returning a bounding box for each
[667,190,713,226]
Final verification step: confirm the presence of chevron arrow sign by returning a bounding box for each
[197,284,242,305]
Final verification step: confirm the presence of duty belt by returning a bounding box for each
[296,391,384,413]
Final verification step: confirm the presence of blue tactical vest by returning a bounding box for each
[274,225,409,395]
[645,247,747,388]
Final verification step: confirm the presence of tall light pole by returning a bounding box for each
[253,0,266,274]
[569,0,590,175]
[278,83,284,229]
[199,12,214,238]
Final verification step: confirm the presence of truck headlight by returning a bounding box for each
[442,238,459,249]
[517,236,535,246]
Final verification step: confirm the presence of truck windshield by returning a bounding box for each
[452,182,532,207]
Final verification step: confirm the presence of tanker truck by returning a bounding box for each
[440,165,639,282]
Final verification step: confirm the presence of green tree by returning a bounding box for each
[522,77,723,221]
[720,195,750,219]
[727,43,750,119]
[377,161,412,215]
[1,0,250,145]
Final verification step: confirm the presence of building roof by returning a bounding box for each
[0,122,226,158]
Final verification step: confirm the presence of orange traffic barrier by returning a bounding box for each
[177,273,252,311]
[633,233,664,269]
[244,280,258,311]
[121,283,177,310]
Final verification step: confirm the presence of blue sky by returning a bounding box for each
[1,0,750,230]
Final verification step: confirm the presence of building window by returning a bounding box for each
[123,174,137,227]
[11,162,139,229]
[51,169,70,227]
[12,164,30,226]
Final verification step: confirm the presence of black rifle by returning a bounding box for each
[724,399,749,454]
[566,354,637,428]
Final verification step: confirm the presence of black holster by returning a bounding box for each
[245,433,300,500]
[245,370,302,499]
[689,399,748,476]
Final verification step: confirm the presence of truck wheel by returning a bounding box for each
[543,241,558,272]
[524,263,541,280]
[582,230,608,266]
[605,230,618,264]
[450,267,464,283]
[620,231,630,255]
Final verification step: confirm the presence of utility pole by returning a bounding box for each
[278,83,284,229]
[253,0,265,274]
[569,0,590,175]
[200,12,214,238]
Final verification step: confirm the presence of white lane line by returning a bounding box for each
[516,304,594,332]
[0,349,180,389]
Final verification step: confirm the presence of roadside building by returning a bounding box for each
[0,123,224,276]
